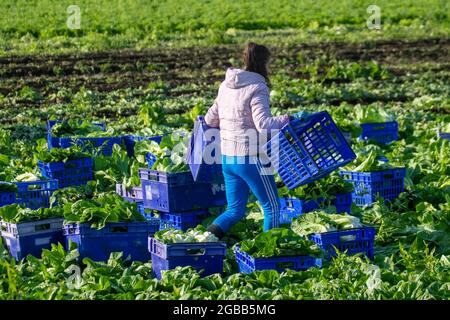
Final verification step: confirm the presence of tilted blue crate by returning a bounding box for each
[159,209,210,231]
[187,116,224,184]
[265,111,356,190]
[149,237,226,280]
[0,218,64,260]
[63,220,160,262]
[309,226,376,260]
[38,157,93,188]
[115,184,143,202]
[359,121,398,144]
[14,180,58,209]
[234,246,322,274]
[139,169,226,212]
[340,168,406,207]
[123,135,163,157]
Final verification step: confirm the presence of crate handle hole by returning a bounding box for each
[339,235,356,242]
[383,174,394,179]
[27,185,44,191]
[35,223,51,231]
[275,262,294,269]
[186,248,206,256]
[111,226,128,233]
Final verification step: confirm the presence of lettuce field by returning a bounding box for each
[0,0,449,301]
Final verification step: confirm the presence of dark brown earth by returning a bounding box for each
[0,38,448,97]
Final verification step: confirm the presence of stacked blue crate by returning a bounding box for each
[64,220,160,262]
[234,246,322,274]
[149,237,226,279]
[0,218,64,260]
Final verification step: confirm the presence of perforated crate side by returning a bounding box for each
[266,112,355,189]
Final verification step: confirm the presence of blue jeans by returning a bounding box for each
[213,155,280,232]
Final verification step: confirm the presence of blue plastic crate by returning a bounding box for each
[279,193,353,224]
[0,189,16,207]
[234,246,322,274]
[115,184,143,202]
[279,198,320,224]
[47,133,59,151]
[123,135,163,157]
[136,201,154,219]
[187,116,224,184]
[318,192,353,213]
[38,157,93,189]
[63,220,160,262]
[139,169,226,212]
[47,120,106,150]
[149,237,226,280]
[438,131,450,142]
[159,209,210,231]
[140,209,157,222]
[359,121,398,144]
[0,218,64,260]
[309,226,376,260]
[146,153,157,169]
[340,168,406,207]
[14,180,59,209]
[333,193,352,213]
[265,111,356,190]
[136,202,151,217]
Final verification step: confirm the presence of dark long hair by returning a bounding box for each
[242,42,271,82]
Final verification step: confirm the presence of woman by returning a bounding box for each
[204,42,290,238]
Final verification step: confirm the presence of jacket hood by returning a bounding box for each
[224,68,266,89]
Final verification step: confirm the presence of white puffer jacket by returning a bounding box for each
[205,68,289,156]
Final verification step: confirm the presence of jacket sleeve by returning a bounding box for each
[250,88,289,131]
[204,99,220,128]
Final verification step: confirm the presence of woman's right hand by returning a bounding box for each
[290,111,310,122]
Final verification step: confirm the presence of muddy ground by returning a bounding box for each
[0,38,448,97]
